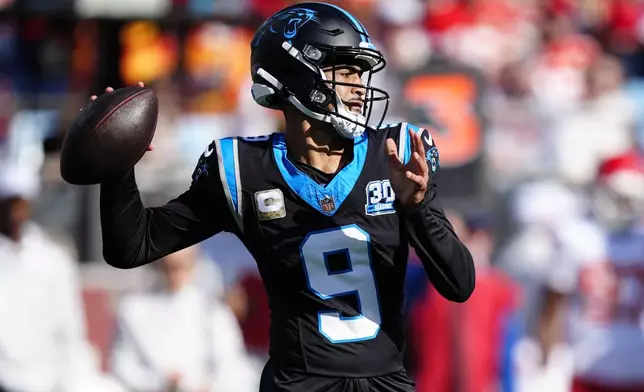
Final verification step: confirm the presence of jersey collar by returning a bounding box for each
[272,133,368,216]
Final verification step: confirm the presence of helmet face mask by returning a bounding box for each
[250,3,390,139]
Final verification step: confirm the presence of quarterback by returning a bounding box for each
[98,2,475,391]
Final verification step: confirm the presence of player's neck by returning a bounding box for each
[284,117,352,175]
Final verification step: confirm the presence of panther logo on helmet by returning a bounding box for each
[252,8,320,47]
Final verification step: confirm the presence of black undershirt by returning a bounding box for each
[287,148,353,186]
[291,160,336,185]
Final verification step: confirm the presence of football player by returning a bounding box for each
[98,3,475,391]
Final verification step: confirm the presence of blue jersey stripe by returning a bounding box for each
[403,123,423,165]
[219,138,239,214]
[214,138,243,232]
[402,123,412,165]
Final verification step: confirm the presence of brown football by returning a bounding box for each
[60,86,158,185]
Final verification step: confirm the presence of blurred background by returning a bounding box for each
[2,0,644,391]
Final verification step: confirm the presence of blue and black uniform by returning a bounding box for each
[99,123,475,392]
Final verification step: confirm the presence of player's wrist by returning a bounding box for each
[395,185,436,214]
[394,194,427,215]
[101,167,136,189]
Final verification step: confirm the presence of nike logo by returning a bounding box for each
[423,133,433,146]
[204,146,214,157]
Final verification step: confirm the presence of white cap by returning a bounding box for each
[0,162,40,201]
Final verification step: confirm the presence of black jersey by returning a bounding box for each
[99,122,475,379]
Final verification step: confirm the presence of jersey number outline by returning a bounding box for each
[300,224,382,343]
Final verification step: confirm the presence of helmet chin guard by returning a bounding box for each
[329,93,367,139]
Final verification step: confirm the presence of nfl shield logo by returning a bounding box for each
[320,195,336,213]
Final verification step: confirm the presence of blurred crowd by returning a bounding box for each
[2,0,644,392]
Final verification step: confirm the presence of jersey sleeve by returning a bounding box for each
[393,122,440,175]
[99,140,238,269]
[393,122,476,303]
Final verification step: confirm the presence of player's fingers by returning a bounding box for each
[385,138,397,157]
[137,81,145,88]
[82,95,97,110]
[405,171,425,186]
[386,139,404,171]
[412,151,428,176]
[105,87,114,93]
[385,138,401,162]
[388,153,404,171]
[146,144,154,152]
[413,130,427,157]
[408,129,417,155]
[405,151,420,173]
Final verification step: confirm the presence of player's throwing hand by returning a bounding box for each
[386,129,430,207]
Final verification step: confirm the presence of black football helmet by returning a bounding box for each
[250,2,389,139]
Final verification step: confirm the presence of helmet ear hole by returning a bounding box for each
[252,67,290,109]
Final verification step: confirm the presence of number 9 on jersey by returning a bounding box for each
[300,225,382,343]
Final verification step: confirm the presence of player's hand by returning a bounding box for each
[83,81,154,152]
[386,129,429,207]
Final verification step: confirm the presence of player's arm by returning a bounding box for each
[100,141,237,269]
[399,183,475,303]
[388,124,475,302]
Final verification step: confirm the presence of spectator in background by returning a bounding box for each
[485,61,551,190]
[110,245,259,392]
[564,151,644,392]
[0,163,121,392]
[554,53,636,186]
[411,210,520,392]
[530,7,599,118]
[498,180,591,392]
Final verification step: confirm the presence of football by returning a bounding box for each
[60,86,158,185]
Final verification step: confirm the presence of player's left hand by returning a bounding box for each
[386,129,429,207]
